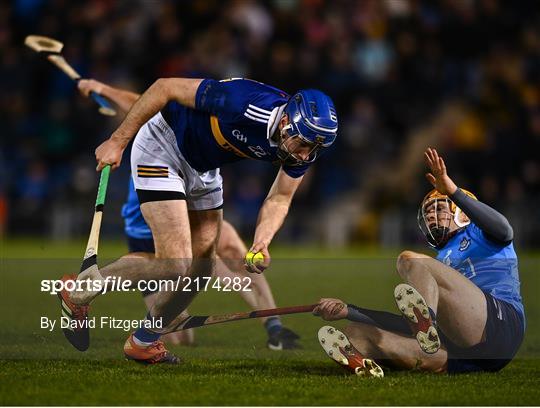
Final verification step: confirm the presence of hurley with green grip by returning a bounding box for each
[80,165,111,274]
[59,165,111,352]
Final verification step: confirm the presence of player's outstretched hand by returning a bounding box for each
[244,244,271,274]
[95,137,125,171]
[78,79,106,98]
[424,147,458,196]
[313,298,348,321]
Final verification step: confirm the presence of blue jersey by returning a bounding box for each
[436,222,525,326]
[161,78,310,178]
[122,78,313,240]
[121,177,152,239]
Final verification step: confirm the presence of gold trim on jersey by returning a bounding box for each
[210,116,250,158]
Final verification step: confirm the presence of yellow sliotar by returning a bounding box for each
[245,251,264,267]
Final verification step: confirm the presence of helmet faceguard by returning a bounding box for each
[276,123,323,166]
[417,189,477,248]
[277,89,338,166]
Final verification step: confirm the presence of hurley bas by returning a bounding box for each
[41,316,163,332]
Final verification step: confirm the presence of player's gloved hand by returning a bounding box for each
[424,147,458,196]
[313,298,348,321]
[78,79,106,98]
[244,243,270,274]
[95,137,125,171]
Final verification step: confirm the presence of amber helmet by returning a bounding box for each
[417,188,477,248]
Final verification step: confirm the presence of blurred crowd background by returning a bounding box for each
[2,0,539,248]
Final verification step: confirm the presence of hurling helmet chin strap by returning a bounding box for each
[282,123,293,134]
[277,124,321,166]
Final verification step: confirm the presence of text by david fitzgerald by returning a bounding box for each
[41,316,163,332]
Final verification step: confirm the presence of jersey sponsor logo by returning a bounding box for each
[459,237,471,251]
[244,104,271,124]
[232,129,247,143]
[137,165,169,178]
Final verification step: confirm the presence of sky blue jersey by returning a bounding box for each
[436,222,525,326]
[121,177,152,239]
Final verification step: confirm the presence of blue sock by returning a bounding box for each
[133,313,161,345]
[265,317,282,336]
[428,307,438,326]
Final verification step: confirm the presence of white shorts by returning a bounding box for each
[131,112,223,211]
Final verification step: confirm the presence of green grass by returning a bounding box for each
[1,239,539,405]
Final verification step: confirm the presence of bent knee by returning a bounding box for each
[193,241,218,260]
[396,250,423,265]
[396,250,429,276]
[189,248,217,278]
[158,258,192,277]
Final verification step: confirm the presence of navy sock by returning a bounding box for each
[428,307,438,326]
[265,317,282,336]
[133,313,161,344]
[347,304,411,335]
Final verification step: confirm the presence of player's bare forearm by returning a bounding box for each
[95,78,203,170]
[100,85,140,113]
[108,80,170,148]
[111,78,203,148]
[253,198,290,248]
[78,79,140,113]
[252,169,303,250]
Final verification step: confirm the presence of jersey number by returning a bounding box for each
[248,145,268,158]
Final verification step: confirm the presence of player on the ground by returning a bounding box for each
[60,76,338,364]
[77,79,301,349]
[314,148,524,376]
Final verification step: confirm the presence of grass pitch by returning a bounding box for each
[1,239,539,406]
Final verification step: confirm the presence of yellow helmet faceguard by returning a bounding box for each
[417,188,477,248]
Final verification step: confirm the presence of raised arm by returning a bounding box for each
[78,79,140,113]
[95,78,203,170]
[424,147,513,244]
[246,168,304,273]
[449,188,513,244]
